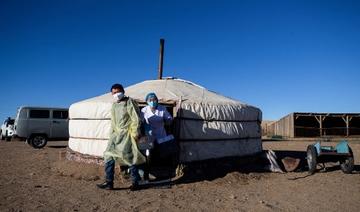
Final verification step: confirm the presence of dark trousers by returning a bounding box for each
[105,159,141,184]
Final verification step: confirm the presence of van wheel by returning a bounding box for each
[29,135,48,149]
[0,131,4,141]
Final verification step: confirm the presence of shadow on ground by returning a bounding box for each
[172,150,360,185]
[52,145,360,190]
[172,151,296,185]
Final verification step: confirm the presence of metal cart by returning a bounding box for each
[307,140,354,174]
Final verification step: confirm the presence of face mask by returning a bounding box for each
[147,101,158,108]
[113,92,124,101]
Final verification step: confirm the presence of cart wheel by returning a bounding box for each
[340,147,354,174]
[307,145,317,174]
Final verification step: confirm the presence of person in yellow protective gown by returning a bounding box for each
[97,83,146,191]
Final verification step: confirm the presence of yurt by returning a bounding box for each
[68,78,262,163]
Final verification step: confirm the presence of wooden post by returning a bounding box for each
[320,115,323,137]
[342,115,349,137]
[346,116,349,137]
[315,115,322,137]
[158,39,165,80]
[341,115,353,137]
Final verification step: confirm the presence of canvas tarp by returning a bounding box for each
[69,78,262,162]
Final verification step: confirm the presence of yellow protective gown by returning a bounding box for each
[103,98,146,166]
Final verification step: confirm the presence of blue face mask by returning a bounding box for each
[148,101,158,108]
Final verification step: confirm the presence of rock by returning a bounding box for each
[35,185,49,189]
[281,157,301,172]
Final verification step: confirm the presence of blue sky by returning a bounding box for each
[0,0,359,122]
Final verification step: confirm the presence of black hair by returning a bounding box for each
[110,83,124,92]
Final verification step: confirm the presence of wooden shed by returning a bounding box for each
[265,112,360,138]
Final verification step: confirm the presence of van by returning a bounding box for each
[14,106,69,148]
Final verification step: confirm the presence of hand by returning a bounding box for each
[135,134,141,142]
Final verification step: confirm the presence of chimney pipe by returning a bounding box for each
[158,39,165,80]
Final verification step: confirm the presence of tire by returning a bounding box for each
[0,131,4,141]
[5,132,11,142]
[340,147,354,174]
[29,135,48,149]
[307,145,317,174]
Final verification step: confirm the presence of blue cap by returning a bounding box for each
[145,92,158,101]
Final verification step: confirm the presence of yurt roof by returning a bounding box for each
[79,78,247,105]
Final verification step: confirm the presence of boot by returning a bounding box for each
[129,182,141,191]
[96,181,114,190]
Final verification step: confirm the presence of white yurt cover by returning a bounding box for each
[69,78,262,162]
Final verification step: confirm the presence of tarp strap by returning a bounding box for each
[70,136,109,140]
[178,136,261,142]
[70,118,111,120]
[176,117,260,123]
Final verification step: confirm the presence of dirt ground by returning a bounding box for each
[0,140,359,212]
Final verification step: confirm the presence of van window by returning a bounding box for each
[29,110,50,119]
[53,110,68,119]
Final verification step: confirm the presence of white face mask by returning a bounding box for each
[112,92,124,101]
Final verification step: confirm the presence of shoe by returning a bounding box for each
[96,181,114,190]
[129,182,141,191]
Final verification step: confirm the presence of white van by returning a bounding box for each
[14,106,69,148]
